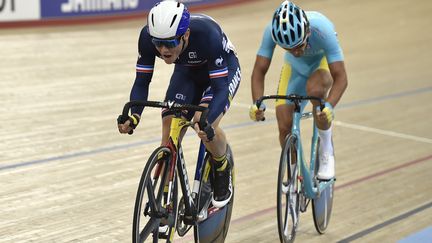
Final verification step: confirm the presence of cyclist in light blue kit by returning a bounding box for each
[249,1,348,180]
[118,1,240,208]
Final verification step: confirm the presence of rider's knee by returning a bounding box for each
[306,69,332,97]
[278,124,291,138]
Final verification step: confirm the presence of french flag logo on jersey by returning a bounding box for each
[136,64,154,73]
[209,67,228,79]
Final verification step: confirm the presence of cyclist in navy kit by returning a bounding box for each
[118,1,240,208]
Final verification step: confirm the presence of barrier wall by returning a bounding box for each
[0,0,246,27]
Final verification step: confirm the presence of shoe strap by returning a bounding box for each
[216,159,228,172]
[211,154,228,172]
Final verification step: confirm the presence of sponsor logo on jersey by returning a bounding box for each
[228,67,241,97]
[222,35,237,54]
[188,52,197,59]
[175,93,186,101]
[215,56,223,67]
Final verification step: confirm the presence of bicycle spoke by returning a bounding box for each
[146,180,158,213]
[139,218,160,243]
[283,202,290,236]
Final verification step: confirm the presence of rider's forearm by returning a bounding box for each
[130,77,150,115]
[251,56,271,102]
[251,71,266,102]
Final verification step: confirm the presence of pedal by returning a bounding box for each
[197,196,213,222]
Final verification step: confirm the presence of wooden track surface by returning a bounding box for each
[1,0,432,242]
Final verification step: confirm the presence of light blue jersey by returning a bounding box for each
[257,11,344,77]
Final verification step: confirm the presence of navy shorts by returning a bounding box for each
[162,53,241,121]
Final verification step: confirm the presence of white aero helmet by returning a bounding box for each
[148,1,190,39]
[271,1,309,49]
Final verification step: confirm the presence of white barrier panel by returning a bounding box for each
[0,0,40,21]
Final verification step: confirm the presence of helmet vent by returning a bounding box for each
[296,24,301,39]
[151,13,154,26]
[177,2,180,7]
[282,22,287,31]
[273,17,277,27]
[277,32,283,44]
[170,14,177,28]
[282,10,287,19]
[284,34,290,44]
[276,16,280,29]
[290,29,295,42]
[289,14,293,27]
[294,8,301,21]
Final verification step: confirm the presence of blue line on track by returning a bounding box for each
[337,201,432,242]
[1,86,431,171]
[398,226,432,243]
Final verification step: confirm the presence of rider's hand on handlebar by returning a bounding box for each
[249,102,266,121]
[194,122,215,142]
[117,113,141,134]
[316,102,334,124]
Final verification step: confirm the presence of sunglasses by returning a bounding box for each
[151,36,182,49]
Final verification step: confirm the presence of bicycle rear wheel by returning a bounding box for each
[312,139,334,234]
[132,147,178,243]
[277,135,300,243]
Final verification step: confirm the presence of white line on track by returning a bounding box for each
[232,102,432,144]
[332,121,432,144]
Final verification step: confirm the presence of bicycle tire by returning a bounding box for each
[132,147,178,243]
[311,139,334,234]
[277,135,300,243]
[194,145,235,243]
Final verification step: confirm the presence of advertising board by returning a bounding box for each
[0,0,39,21]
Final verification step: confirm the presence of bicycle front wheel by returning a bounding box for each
[194,145,235,243]
[132,147,178,243]
[312,139,334,234]
[277,135,300,243]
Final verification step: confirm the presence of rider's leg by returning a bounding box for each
[193,55,240,208]
[196,112,227,157]
[161,115,172,146]
[276,104,295,148]
[193,110,232,208]
[275,62,302,148]
[306,62,335,180]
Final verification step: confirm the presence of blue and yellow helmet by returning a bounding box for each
[271,1,309,49]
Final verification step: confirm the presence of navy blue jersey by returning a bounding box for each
[130,14,238,123]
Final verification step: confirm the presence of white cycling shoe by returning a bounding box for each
[317,151,335,180]
[158,225,168,234]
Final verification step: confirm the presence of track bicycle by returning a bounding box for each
[118,100,235,243]
[256,94,335,243]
